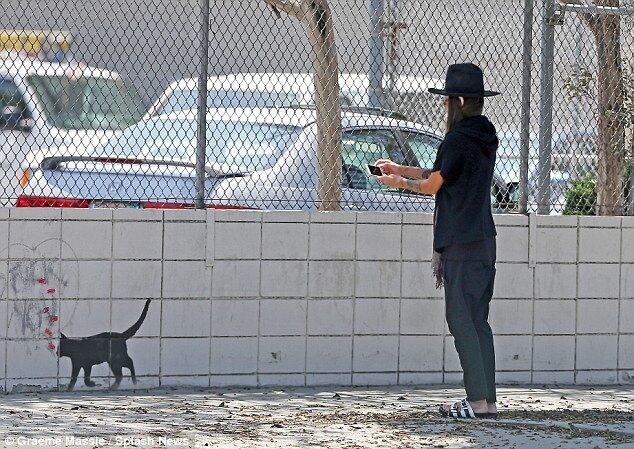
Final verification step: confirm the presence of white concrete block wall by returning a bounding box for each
[0,209,632,394]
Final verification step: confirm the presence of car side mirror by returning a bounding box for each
[1,106,32,132]
[342,164,367,190]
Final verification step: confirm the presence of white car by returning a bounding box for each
[144,72,444,126]
[0,31,147,204]
[17,107,513,213]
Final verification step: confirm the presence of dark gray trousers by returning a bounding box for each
[443,259,496,403]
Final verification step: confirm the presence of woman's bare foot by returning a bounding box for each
[487,402,497,414]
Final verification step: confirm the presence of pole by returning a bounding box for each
[387,0,398,110]
[519,0,534,214]
[368,0,384,109]
[537,0,556,215]
[196,0,210,209]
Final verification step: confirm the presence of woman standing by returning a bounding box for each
[375,63,499,419]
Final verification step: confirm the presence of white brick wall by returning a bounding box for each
[578,264,621,298]
[211,260,260,297]
[0,210,632,394]
[354,298,399,334]
[210,337,258,374]
[61,221,112,259]
[533,336,576,371]
[356,261,401,298]
[534,264,577,299]
[533,300,576,334]
[211,300,259,336]
[307,299,353,335]
[308,261,355,297]
[400,299,445,335]
[258,336,305,374]
[262,222,309,260]
[112,261,162,298]
[260,299,306,336]
[113,221,162,260]
[353,335,399,372]
[306,336,352,373]
[162,261,211,298]
[261,260,308,297]
[60,260,111,299]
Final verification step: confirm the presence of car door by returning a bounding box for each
[380,128,440,212]
[340,128,425,211]
[0,77,33,205]
[399,129,511,211]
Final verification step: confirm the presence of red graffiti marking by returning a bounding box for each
[49,315,59,323]
[44,328,53,337]
[47,288,56,294]
[42,306,50,314]
[38,277,48,284]
[47,342,56,351]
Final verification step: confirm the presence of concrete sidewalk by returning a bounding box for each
[0,385,632,449]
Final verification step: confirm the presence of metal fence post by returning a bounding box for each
[537,0,558,215]
[368,0,384,108]
[196,0,211,209]
[519,0,534,214]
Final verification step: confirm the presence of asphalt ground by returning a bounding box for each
[0,385,632,448]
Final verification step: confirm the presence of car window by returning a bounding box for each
[27,75,146,130]
[403,130,506,208]
[159,89,300,114]
[401,131,440,169]
[0,78,30,128]
[552,153,596,178]
[96,118,302,172]
[341,129,405,191]
[207,120,302,171]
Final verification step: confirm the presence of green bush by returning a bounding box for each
[563,175,597,216]
[563,166,633,215]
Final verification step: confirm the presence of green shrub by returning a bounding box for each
[563,175,597,215]
[563,166,634,215]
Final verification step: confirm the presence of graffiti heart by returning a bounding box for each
[3,239,80,354]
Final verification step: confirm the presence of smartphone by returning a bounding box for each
[367,164,383,176]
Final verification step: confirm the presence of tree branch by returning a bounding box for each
[557,0,601,34]
[263,0,304,21]
[580,11,601,34]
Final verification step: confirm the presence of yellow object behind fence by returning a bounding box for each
[0,30,72,56]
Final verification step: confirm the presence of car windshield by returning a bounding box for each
[497,135,539,159]
[96,118,302,172]
[158,89,301,115]
[28,74,146,130]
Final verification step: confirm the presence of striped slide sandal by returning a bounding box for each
[439,399,491,419]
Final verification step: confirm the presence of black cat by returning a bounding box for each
[59,299,151,391]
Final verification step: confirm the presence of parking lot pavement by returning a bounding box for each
[0,385,632,448]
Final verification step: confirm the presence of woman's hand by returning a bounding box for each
[375,159,402,176]
[376,173,405,190]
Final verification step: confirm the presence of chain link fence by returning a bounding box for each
[0,0,632,214]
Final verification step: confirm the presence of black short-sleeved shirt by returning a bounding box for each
[432,115,498,252]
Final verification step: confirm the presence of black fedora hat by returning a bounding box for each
[428,63,500,97]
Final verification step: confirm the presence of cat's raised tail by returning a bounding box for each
[121,299,151,339]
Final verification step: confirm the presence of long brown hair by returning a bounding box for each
[446,96,485,134]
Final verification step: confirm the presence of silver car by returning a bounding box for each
[17,107,509,212]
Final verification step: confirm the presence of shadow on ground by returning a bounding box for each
[0,385,632,448]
